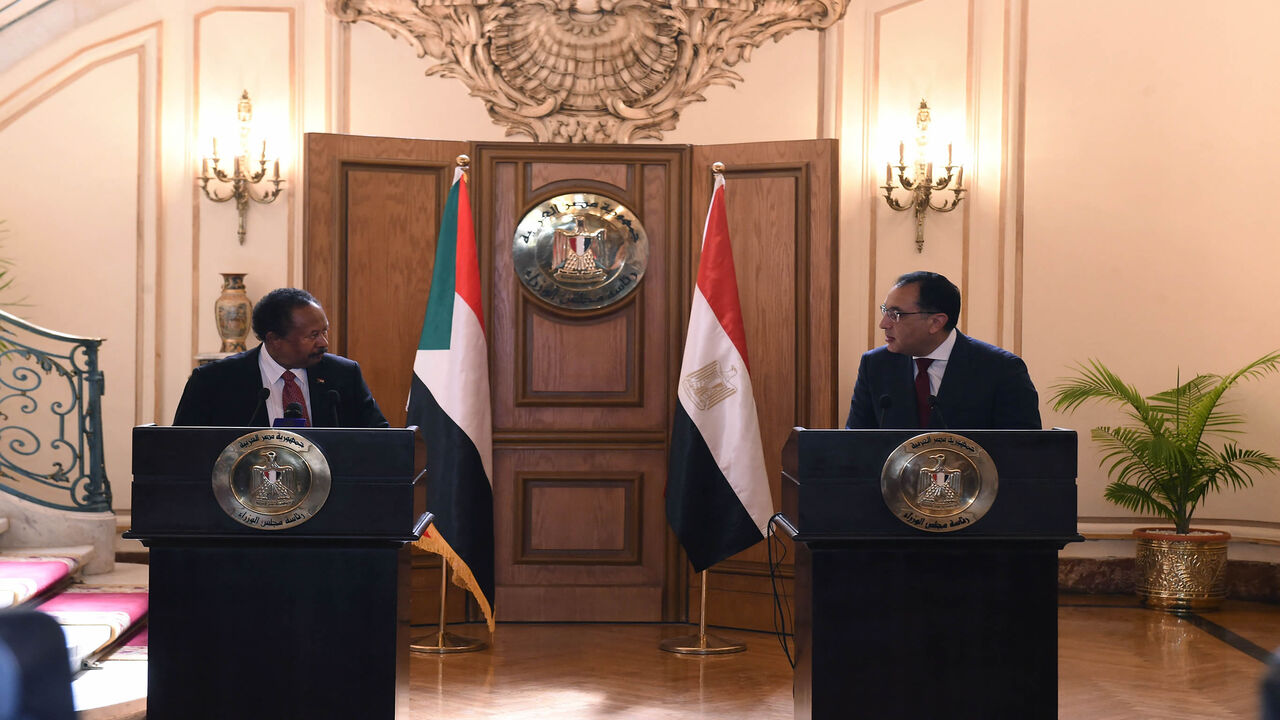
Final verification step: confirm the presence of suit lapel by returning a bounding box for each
[240,347,270,427]
[934,332,972,424]
[307,359,333,427]
[886,352,917,427]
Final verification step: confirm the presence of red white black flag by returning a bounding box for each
[666,172,773,572]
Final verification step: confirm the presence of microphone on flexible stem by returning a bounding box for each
[274,402,308,428]
[249,387,271,426]
[876,394,893,428]
[326,389,341,428]
[928,395,949,430]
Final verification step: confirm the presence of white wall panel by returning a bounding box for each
[0,55,143,508]
[346,21,507,142]
[1023,0,1280,525]
[871,0,971,318]
[194,8,295,352]
[669,30,822,145]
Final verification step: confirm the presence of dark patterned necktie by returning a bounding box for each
[281,370,310,426]
[915,357,934,428]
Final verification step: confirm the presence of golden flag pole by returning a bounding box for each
[409,154,488,655]
[659,569,746,654]
[410,559,487,654]
[660,160,747,655]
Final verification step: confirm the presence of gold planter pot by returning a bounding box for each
[1134,527,1231,612]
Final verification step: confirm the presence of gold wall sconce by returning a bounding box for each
[881,99,965,253]
[198,90,285,245]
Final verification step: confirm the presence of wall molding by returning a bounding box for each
[192,6,298,363]
[0,22,162,427]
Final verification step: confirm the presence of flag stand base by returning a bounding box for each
[659,569,746,655]
[410,560,488,654]
[410,629,487,654]
[658,631,746,655]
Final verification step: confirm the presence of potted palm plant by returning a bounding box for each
[1050,350,1280,611]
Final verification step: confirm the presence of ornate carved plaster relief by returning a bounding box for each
[329,0,846,142]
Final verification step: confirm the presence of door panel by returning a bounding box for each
[522,307,638,401]
[477,143,685,620]
[486,152,678,439]
[494,445,668,621]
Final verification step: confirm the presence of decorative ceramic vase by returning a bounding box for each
[1134,527,1231,612]
[214,272,252,352]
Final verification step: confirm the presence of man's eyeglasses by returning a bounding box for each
[879,304,935,323]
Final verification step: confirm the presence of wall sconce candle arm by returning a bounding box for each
[880,100,966,253]
[197,90,286,245]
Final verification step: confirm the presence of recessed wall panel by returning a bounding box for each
[520,304,637,403]
[517,474,639,562]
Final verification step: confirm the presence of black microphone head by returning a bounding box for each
[249,386,272,426]
[283,402,305,419]
[325,389,341,427]
[874,394,894,428]
[928,395,948,429]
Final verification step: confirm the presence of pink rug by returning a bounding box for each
[0,559,73,607]
[108,627,149,661]
[38,587,149,651]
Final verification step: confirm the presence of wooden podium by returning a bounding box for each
[780,428,1080,720]
[128,426,428,720]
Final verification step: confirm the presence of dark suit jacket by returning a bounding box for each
[173,346,389,428]
[845,332,1041,430]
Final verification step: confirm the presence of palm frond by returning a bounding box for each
[1055,352,1280,531]
[1092,426,1161,486]
[1050,360,1158,427]
[1103,481,1176,521]
[1148,374,1216,410]
[1208,444,1280,489]
[0,222,26,309]
[1181,351,1280,447]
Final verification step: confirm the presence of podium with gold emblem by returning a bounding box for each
[779,428,1080,720]
[128,425,428,720]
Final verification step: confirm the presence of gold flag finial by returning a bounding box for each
[711,161,725,174]
[456,154,470,168]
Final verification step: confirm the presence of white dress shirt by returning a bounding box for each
[258,349,314,424]
[911,329,957,396]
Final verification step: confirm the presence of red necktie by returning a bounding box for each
[281,370,310,426]
[915,357,934,428]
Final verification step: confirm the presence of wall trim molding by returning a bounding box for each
[1076,518,1280,547]
[0,22,162,428]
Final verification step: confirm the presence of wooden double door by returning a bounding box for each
[305,136,837,625]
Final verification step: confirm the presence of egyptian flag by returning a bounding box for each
[408,166,495,631]
[666,172,774,573]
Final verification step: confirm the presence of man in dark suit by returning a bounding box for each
[174,287,388,428]
[845,271,1040,430]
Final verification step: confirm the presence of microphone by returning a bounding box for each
[326,389,341,428]
[928,395,949,430]
[274,402,308,428]
[876,394,893,428]
[249,387,270,426]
